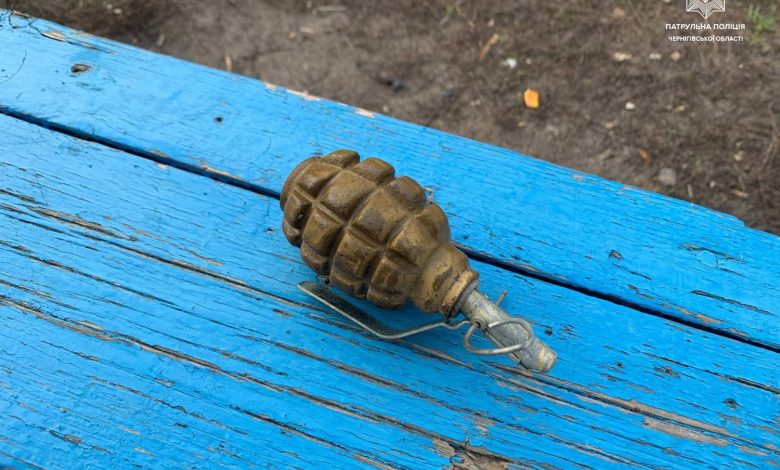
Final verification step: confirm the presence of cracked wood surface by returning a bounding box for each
[0,115,778,468]
[0,11,778,350]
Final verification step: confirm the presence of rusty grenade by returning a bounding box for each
[281,150,557,372]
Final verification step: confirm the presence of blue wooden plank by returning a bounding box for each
[0,11,777,350]
[0,308,401,469]
[0,114,777,468]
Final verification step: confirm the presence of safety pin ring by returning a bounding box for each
[463,318,535,355]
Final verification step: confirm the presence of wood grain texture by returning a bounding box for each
[1,114,777,468]
[0,11,778,350]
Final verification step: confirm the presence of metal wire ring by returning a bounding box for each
[463,318,535,355]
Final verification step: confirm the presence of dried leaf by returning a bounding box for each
[639,148,652,164]
[523,88,540,109]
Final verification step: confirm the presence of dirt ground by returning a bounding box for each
[4,0,779,234]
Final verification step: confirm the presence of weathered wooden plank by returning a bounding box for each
[0,11,777,350]
[0,315,389,469]
[0,115,776,468]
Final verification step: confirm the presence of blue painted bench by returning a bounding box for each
[0,10,777,469]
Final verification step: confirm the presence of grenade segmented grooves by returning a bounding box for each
[281,150,478,316]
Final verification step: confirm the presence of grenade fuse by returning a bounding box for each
[281,150,557,372]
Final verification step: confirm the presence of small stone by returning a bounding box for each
[517,120,528,128]
[381,105,390,113]
[525,58,533,65]
[657,168,677,186]
[670,51,682,61]
[733,151,744,162]
[613,52,632,62]
[503,57,518,69]
[709,180,717,188]
[674,104,687,113]
[611,7,626,19]
[649,52,662,60]
[625,101,636,110]
[604,120,619,129]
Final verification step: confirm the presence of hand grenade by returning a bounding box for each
[281,150,557,372]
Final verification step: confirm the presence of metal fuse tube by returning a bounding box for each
[460,290,557,372]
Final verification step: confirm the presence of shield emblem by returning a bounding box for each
[686,0,726,19]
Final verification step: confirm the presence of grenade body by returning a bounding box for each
[281,150,478,317]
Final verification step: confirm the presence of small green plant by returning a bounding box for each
[747,4,775,34]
